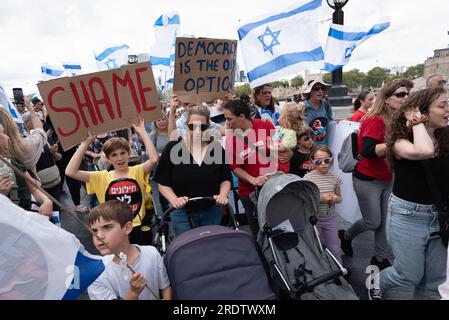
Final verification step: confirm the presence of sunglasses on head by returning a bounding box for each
[393,91,408,98]
[313,157,333,166]
[187,123,208,131]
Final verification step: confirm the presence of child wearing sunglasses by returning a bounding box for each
[304,144,342,263]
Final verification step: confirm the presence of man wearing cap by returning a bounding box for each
[303,79,334,145]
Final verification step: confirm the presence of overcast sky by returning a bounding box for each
[1,0,448,96]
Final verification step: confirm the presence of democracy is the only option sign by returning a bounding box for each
[174,37,238,104]
[38,63,162,151]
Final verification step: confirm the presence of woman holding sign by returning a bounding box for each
[155,104,232,236]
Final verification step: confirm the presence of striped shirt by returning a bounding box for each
[304,171,342,217]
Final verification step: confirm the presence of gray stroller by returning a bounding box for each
[257,174,358,300]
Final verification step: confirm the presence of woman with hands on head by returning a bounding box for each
[374,87,449,300]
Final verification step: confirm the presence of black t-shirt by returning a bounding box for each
[154,139,232,199]
[393,156,449,204]
[289,149,314,178]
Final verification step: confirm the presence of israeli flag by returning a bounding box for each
[62,62,83,76]
[149,12,180,71]
[238,0,324,88]
[323,18,390,72]
[0,84,23,124]
[95,44,130,71]
[0,194,108,300]
[41,63,65,81]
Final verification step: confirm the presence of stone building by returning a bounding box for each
[424,47,449,79]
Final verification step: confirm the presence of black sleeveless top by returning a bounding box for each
[393,156,449,204]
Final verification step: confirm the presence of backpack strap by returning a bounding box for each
[351,131,363,161]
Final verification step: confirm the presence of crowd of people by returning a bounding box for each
[1,73,449,300]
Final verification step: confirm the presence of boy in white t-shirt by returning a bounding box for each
[87,200,172,300]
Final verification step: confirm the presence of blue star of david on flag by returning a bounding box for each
[105,58,118,69]
[257,26,281,55]
[344,45,356,59]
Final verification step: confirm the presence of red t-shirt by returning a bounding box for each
[226,119,276,197]
[355,115,392,181]
[350,109,366,122]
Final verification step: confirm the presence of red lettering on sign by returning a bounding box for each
[112,70,141,116]
[89,77,115,123]
[47,87,80,137]
[135,67,157,112]
[70,81,98,128]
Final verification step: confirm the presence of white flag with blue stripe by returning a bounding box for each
[62,62,83,76]
[0,84,23,124]
[238,0,324,88]
[95,44,130,71]
[150,12,180,72]
[323,18,390,72]
[41,63,65,81]
[0,194,108,300]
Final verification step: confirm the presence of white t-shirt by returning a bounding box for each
[88,245,170,300]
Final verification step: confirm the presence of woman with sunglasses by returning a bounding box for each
[339,79,410,272]
[304,144,342,263]
[303,79,333,146]
[155,105,232,236]
[375,87,449,300]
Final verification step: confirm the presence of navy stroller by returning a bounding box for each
[164,225,275,300]
[257,174,358,300]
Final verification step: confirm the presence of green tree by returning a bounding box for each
[322,73,332,84]
[234,83,251,96]
[342,69,366,90]
[364,67,389,88]
[402,63,424,79]
[270,80,290,88]
[290,75,304,88]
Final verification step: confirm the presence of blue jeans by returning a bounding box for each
[380,194,447,299]
[171,204,223,236]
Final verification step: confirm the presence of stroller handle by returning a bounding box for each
[160,196,220,231]
[161,196,217,219]
[297,269,347,296]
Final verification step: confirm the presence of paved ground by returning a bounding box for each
[59,181,413,300]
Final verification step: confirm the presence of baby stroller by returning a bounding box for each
[257,174,358,300]
[152,196,239,255]
[154,197,273,299]
[164,224,275,300]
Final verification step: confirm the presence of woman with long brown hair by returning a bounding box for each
[372,87,449,300]
[340,79,410,273]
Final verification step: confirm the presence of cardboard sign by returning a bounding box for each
[173,37,238,104]
[37,63,162,151]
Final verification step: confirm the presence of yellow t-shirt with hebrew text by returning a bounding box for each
[86,164,152,227]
